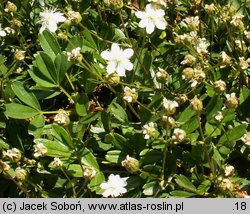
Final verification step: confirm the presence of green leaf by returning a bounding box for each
[81,147,99,170]
[197,180,211,195]
[28,114,45,138]
[177,106,196,123]
[39,30,61,59]
[34,138,72,158]
[66,164,84,177]
[175,174,197,193]
[89,171,105,194]
[218,124,247,156]
[80,112,101,125]
[29,66,57,88]
[143,181,160,196]
[110,101,128,123]
[0,137,9,149]
[105,150,125,163]
[54,54,68,83]
[75,93,89,116]
[170,190,197,197]
[35,52,57,83]
[4,103,39,119]
[51,124,74,149]
[11,81,41,110]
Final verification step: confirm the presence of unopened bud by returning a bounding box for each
[107,73,120,85]
[226,93,238,108]
[15,167,27,181]
[162,116,176,128]
[214,80,227,94]
[54,110,70,126]
[83,167,97,180]
[182,67,194,79]
[123,86,138,103]
[103,0,124,10]
[67,10,82,24]
[3,148,21,162]
[190,96,203,112]
[156,68,169,83]
[121,155,140,174]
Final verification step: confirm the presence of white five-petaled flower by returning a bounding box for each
[34,143,47,158]
[143,122,157,139]
[101,43,134,77]
[135,4,166,34]
[0,24,6,37]
[100,174,127,197]
[39,8,66,33]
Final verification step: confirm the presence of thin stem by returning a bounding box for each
[65,72,75,91]
[58,85,74,104]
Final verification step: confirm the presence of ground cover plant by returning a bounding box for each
[0,0,249,198]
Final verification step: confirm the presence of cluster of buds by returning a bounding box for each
[121,155,140,174]
[67,10,82,24]
[217,177,234,192]
[54,109,70,126]
[204,3,217,15]
[214,80,227,95]
[123,86,138,103]
[10,18,22,29]
[66,47,82,63]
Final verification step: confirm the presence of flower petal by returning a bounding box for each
[123,48,134,58]
[155,20,166,30]
[146,22,155,34]
[101,50,112,60]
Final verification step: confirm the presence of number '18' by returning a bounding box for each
[235,202,246,210]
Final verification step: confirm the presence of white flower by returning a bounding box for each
[0,24,6,37]
[67,47,81,61]
[123,86,137,103]
[195,38,210,54]
[39,8,66,33]
[143,122,157,139]
[34,143,47,158]
[135,4,166,34]
[100,174,127,197]
[163,98,179,115]
[101,43,134,76]
[148,0,167,7]
[172,128,186,142]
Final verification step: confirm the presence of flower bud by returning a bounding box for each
[107,73,120,85]
[67,10,82,24]
[14,50,25,61]
[172,128,186,144]
[162,98,179,115]
[50,157,63,169]
[156,68,169,83]
[182,67,194,80]
[218,178,234,192]
[103,0,123,10]
[225,93,238,109]
[54,110,70,126]
[220,51,232,68]
[181,54,196,65]
[104,133,113,143]
[121,155,140,174]
[214,80,227,94]
[11,18,22,28]
[214,111,223,122]
[67,47,82,63]
[190,96,203,112]
[241,132,250,146]
[15,167,28,181]
[4,1,17,13]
